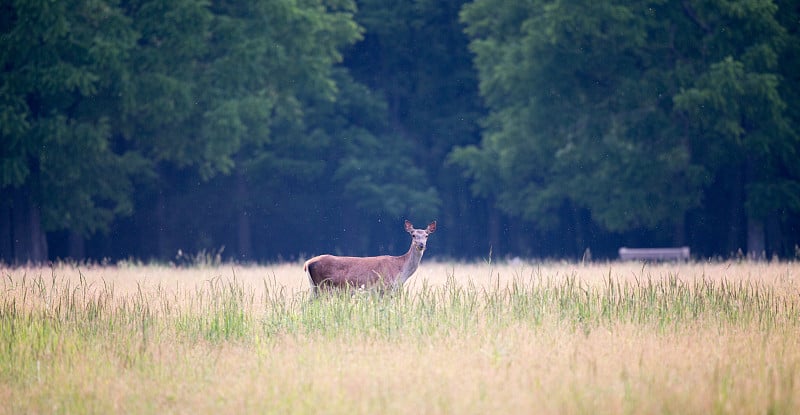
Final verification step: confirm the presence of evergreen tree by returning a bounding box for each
[0,0,142,262]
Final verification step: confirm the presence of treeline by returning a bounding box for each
[1,0,798,264]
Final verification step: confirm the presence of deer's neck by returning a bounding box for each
[397,244,424,284]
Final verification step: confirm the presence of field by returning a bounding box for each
[1,260,799,414]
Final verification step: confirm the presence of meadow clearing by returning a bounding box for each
[1,259,799,414]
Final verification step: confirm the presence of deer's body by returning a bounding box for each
[304,220,436,295]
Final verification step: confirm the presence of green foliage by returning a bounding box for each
[458,0,798,241]
[37,117,149,235]
[335,131,441,219]
[2,0,800,260]
[1,0,363,257]
[669,1,798,225]
[121,0,214,170]
[312,70,443,221]
[0,0,142,236]
[120,0,364,179]
[344,0,478,225]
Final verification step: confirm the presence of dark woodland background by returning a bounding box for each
[2,0,799,264]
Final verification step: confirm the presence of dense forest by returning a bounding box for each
[1,0,799,264]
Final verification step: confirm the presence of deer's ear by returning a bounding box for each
[426,221,437,234]
[404,220,414,233]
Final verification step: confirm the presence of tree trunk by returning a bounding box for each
[0,201,12,264]
[744,156,766,260]
[488,205,501,259]
[236,172,252,262]
[765,212,782,258]
[673,213,686,247]
[747,217,765,260]
[155,190,169,260]
[727,165,745,256]
[68,230,86,260]
[10,188,48,264]
[572,205,583,257]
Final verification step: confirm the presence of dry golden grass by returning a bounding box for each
[1,260,799,414]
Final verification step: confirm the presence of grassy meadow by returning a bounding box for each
[1,259,799,414]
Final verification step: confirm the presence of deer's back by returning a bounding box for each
[304,254,403,287]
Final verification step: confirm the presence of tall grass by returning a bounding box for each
[265,268,800,338]
[3,264,798,357]
[1,262,799,413]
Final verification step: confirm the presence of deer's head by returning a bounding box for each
[405,220,436,252]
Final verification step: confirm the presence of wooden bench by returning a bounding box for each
[618,246,690,261]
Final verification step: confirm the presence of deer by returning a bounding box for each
[303,220,436,296]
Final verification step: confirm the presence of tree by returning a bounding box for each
[327,72,441,223]
[111,0,364,260]
[2,0,365,263]
[0,0,143,263]
[456,0,796,257]
[344,0,484,256]
[198,0,363,260]
[671,0,795,257]
[769,0,800,256]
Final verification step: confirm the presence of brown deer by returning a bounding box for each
[303,220,436,295]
